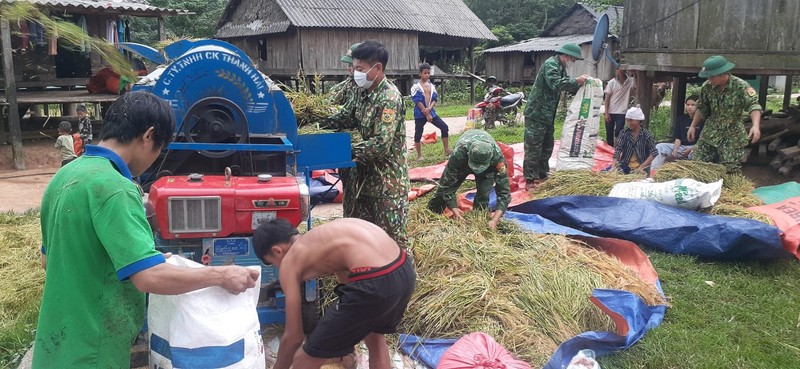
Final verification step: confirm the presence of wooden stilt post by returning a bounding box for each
[783,75,793,111]
[758,75,768,112]
[1,19,25,170]
[469,41,475,105]
[635,71,654,128]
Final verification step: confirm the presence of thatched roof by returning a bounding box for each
[216,0,496,40]
[0,0,191,16]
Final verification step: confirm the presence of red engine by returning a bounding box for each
[148,173,309,240]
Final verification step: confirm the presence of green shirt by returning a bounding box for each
[34,145,164,368]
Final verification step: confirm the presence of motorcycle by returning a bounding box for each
[472,86,525,129]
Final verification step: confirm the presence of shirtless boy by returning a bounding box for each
[253,218,416,369]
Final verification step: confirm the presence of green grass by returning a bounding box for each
[598,254,800,369]
[1,305,38,367]
[404,102,473,121]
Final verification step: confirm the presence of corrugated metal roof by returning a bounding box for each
[216,0,496,40]
[1,0,192,16]
[482,34,595,53]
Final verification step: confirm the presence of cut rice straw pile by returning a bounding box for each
[0,211,45,352]
[532,170,645,199]
[401,208,665,366]
[532,161,768,223]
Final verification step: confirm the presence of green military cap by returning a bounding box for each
[340,43,362,64]
[468,141,494,173]
[698,55,735,78]
[556,43,584,60]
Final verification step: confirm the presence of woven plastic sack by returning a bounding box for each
[437,332,531,369]
[557,78,604,170]
[148,256,264,369]
[609,178,723,210]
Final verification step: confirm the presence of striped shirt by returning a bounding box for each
[615,127,657,168]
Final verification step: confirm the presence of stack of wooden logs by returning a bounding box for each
[754,108,800,175]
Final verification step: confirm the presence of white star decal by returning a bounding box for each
[257,92,265,99]
[162,88,170,95]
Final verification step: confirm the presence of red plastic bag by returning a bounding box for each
[496,142,516,191]
[437,332,531,369]
[422,131,438,144]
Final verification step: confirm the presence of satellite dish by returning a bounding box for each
[591,14,619,68]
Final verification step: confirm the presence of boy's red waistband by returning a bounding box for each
[348,250,407,283]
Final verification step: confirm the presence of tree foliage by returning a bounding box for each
[129,0,228,45]
[465,0,575,45]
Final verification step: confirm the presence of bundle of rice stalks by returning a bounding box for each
[0,211,45,345]
[1,3,134,81]
[708,204,773,225]
[531,170,645,198]
[281,72,337,128]
[402,208,664,365]
[718,172,763,208]
[653,161,727,184]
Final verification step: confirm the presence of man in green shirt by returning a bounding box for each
[34,91,260,368]
[427,130,511,230]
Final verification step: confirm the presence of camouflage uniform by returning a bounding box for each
[693,75,762,172]
[327,77,360,217]
[328,76,357,106]
[522,55,580,181]
[330,78,409,248]
[428,130,511,214]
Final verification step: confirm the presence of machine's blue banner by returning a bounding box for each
[511,196,789,260]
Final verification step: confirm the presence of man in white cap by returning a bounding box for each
[613,107,657,176]
[688,55,762,172]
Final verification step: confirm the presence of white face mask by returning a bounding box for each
[354,63,379,89]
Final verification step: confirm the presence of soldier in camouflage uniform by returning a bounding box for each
[328,43,362,217]
[522,43,588,190]
[328,43,361,106]
[328,40,410,248]
[688,55,762,172]
[427,130,511,230]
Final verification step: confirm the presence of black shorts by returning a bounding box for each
[303,250,416,358]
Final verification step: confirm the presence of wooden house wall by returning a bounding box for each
[484,52,525,83]
[298,28,418,77]
[229,29,419,79]
[226,31,302,77]
[622,0,800,73]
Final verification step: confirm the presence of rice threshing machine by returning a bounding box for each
[126,39,353,328]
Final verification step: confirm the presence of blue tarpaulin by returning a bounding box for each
[511,196,789,260]
[543,289,667,369]
[398,335,459,368]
